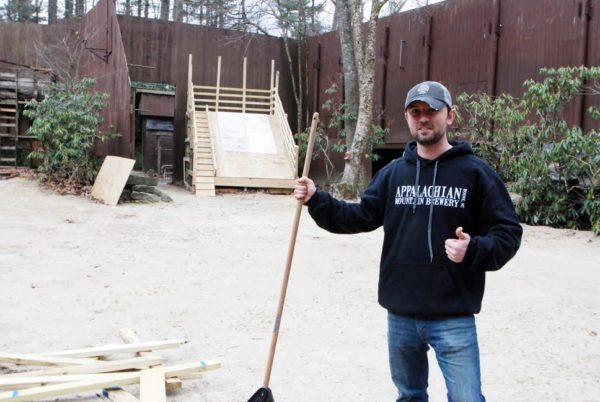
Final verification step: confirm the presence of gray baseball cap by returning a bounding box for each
[404,81,452,111]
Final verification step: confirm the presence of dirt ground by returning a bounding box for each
[1,177,599,402]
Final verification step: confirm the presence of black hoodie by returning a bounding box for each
[306,141,522,317]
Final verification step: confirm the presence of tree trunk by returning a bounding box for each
[75,0,84,16]
[335,0,358,146]
[172,0,183,22]
[160,0,170,20]
[334,0,387,199]
[48,0,57,23]
[64,0,73,18]
[124,0,132,16]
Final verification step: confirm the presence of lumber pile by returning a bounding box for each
[0,71,52,99]
[0,329,220,402]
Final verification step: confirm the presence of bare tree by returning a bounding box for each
[1,0,45,22]
[122,0,132,16]
[160,0,169,20]
[172,0,183,21]
[34,30,86,85]
[144,0,151,18]
[236,0,326,133]
[333,0,408,199]
[64,0,73,18]
[48,0,57,23]
[75,0,84,16]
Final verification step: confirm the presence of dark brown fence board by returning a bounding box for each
[79,0,132,158]
[307,0,599,148]
[307,30,342,140]
[428,0,493,95]
[2,0,598,183]
[583,0,599,133]
[376,9,431,144]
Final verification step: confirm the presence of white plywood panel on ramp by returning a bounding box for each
[208,111,296,188]
[217,112,277,154]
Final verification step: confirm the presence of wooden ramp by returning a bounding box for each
[185,56,298,196]
[208,111,296,189]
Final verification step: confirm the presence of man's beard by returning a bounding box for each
[412,127,445,146]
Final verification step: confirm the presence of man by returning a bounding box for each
[294,81,522,401]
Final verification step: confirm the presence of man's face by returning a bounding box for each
[404,101,455,146]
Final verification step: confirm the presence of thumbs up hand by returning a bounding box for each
[445,226,471,263]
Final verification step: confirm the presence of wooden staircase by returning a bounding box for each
[185,55,298,195]
[192,110,216,196]
[0,71,18,167]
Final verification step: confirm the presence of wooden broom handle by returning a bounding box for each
[263,112,320,387]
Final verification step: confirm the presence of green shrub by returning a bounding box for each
[454,66,600,233]
[24,78,118,190]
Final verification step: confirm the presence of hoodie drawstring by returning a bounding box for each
[412,158,421,213]
[412,158,438,263]
[427,161,439,262]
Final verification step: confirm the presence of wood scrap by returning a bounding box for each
[100,388,140,402]
[118,329,182,392]
[0,332,221,402]
[0,360,220,401]
[0,354,97,367]
[2,356,162,378]
[41,340,183,358]
[139,368,166,402]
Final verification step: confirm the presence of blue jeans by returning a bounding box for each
[387,312,485,402]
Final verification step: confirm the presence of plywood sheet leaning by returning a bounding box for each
[91,156,136,205]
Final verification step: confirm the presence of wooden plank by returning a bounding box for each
[193,183,216,191]
[194,174,215,180]
[118,330,162,361]
[195,189,216,197]
[101,387,140,402]
[0,372,139,401]
[0,361,220,401]
[215,177,295,189]
[0,354,97,367]
[139,368,165,402]
[270,60,275,93]
[193,177,215,184]
[164,377,182,392]
[195,92,270,101]
[2,356,162,378]
[0,374,103,390]
[194,85,270,93]
[215,56,221,112]
[197,99,271,106]
[208,105,269,113]
[118,329,180,391]
[41,340,182,358]
[174,372,202,381]
[91,156,135,206]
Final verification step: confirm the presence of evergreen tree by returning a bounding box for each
[1,0,45,23]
